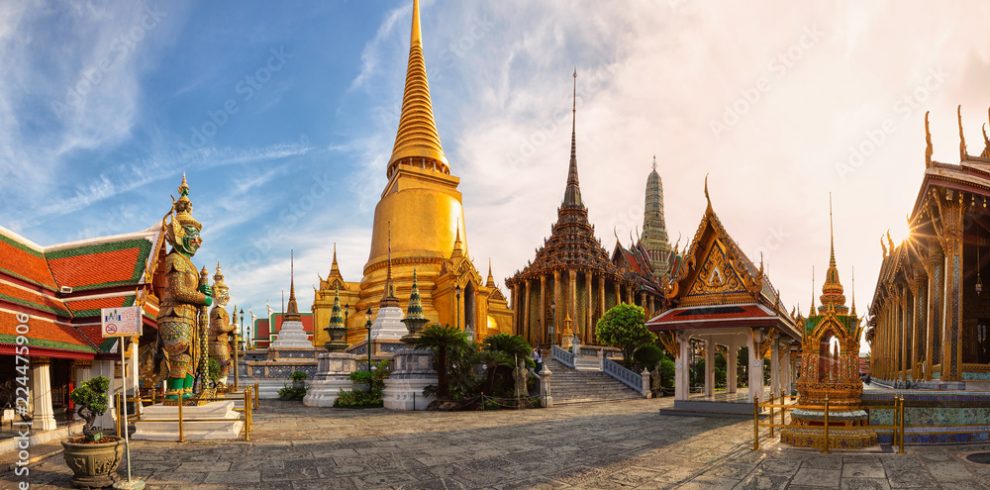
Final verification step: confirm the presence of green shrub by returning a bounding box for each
[70,376,111,442]
[289,370,308,381]
[633,344,663,371]
[278,385,307,401]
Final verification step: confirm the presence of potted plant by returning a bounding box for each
[62,376,123,489]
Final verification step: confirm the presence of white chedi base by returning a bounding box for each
[132,401,243,441]
[371,306,407,340]
[270,319,313,349]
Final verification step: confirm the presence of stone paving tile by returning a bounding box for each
[13,398,990,489]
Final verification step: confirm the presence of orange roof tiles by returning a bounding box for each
[0,234,57,289]
[0,310,95,354]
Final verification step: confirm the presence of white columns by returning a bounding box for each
[704,339,715,397]
[92,359,116,430]
[726,343,738,394]
[675,332,690,400]
[31,359,57,431]
[747,328,764,402]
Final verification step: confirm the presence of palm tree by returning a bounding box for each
[415,325,470,399]
[481,334,532,396]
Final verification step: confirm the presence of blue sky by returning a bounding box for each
[3,0,990,325]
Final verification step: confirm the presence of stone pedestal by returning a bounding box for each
[304,352,358,407]
[539,364,553,408]
[133,401,243,441]
[383,347,437,410]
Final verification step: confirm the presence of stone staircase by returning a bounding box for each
[546,359,642,405]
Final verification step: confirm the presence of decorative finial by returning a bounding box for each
[959,105,968,161]
[886,229,895,253]
[703,174,712,210]
[880,235,888,258]
[652,155,657,172]
[809,266,815,317]
[381,222,400,308]
[851,266,857,316]
[925,111,933,168]
[828,192,836,269]
[285,249,301,320]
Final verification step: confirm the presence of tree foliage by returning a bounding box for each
[415,325,472,400]
[595,304,656,364]
[70,376,110,442]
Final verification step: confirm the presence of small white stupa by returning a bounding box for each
[371,224,408,340]
[270,251,313,350]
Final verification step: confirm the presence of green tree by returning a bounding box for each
[634,343,663,371]
[70,376,111,442]
[595,304,656,365]
[480,334,532,396]
[415,325,471,400]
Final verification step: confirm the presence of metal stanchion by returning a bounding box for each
[898,396,906,454]
[115,393,123,437]
[769,394,775,438]
[753,398,760,451]
[244,387,253,442]
[177,398,185,443]
[823,396,830,454]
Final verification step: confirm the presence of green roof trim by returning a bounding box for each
[48,238,152,290]
[0,233,44,257]
[70,295,137,318]
[0,333,97,354]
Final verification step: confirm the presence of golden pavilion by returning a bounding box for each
[780,199,875,449]
[311,0,513,348]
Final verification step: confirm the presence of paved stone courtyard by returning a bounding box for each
[8,398,990,489]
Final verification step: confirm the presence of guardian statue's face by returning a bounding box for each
[179,226,202,256]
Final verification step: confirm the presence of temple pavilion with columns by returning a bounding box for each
[647,183,801,413]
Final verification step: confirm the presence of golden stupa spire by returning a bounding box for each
[486,258,495,288]
[381,222,400,308]
[820,194,847,311]
[285,249,301,321]
[387,0,449,179]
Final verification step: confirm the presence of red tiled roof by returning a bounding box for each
[0,281,69,316]
[47,238,151,291]
[0,234,57,289]
[65,295,135,318]
[0,310,96,356]
[647,303,779,330]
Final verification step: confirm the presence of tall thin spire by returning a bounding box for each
[387,0,449,178]
[851,266,857,316]
[809,266,815,317]
[381,222,400,308]
[820,194,847,310]
[959,105,968,161]
[563,69,583,207]
[285,249,301,321]
[641,154,671,278]
[829,193,836,269]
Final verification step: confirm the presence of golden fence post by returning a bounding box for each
[244,387,252,442]
[115,393,122,437]
[898,396,906,454]
[177,398,185,443]
[823,396,830,454]
[780,394,786,427]
[892,396,899,449]
[753,398,760,451]
[254,382,260,408]
[769,394,775,438]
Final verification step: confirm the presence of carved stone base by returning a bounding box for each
[61,438,123,489]
[383,347,437,411]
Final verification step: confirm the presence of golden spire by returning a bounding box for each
[563,69,583,207]
[959,105,968,161]
[387,0,449,179]
[381,222,400,308]
[809,266,815,317]
[285,249,301,321]
[851,266,857,316]
[820,194,847,311]
[486,258,495,288]
[330,242,340,275]
[924,111,933,167]
[450,222,464,259]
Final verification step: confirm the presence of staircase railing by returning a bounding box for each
[602,357,645,395]
[551,344,575,368]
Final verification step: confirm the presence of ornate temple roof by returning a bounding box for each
[0,224,163,358]
[506,73,622,285]
[387,0,449,179]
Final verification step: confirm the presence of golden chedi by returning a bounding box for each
[780,200,876,449]
[312,0,512,347]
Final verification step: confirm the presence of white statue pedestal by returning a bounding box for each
[371,306,407,341]
[383,347,437,411]
[132,401,243,441]
[304,352,357,407]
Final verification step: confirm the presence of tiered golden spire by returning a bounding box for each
[285,250,301,321]
[819,194,847,312]
[387,0,449,179]
[380,222,400,308]
[563,69,583,207]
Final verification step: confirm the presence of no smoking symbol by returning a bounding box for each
[106,323,118,334]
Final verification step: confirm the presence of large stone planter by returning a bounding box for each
[61,437,123,489]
